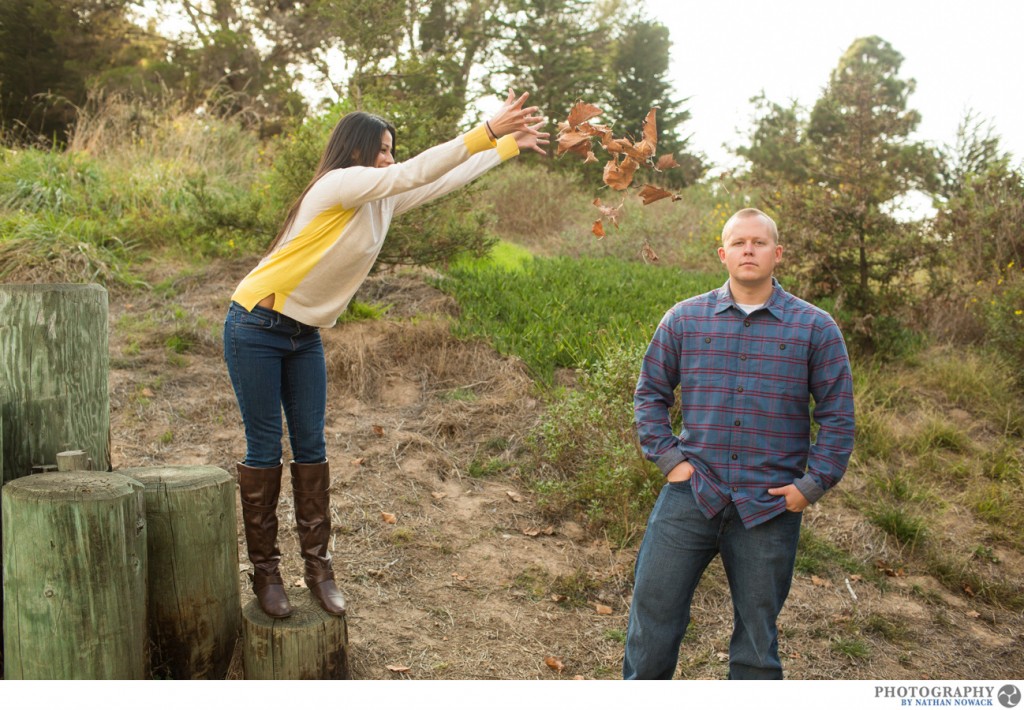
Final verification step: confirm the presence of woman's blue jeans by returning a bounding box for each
[623,480,802,680]
[223,302,327,468]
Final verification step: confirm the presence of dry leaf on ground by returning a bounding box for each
[381,511,397,524]
[506,491,523,503]
[594,603,613,615]
[544,656,566,673]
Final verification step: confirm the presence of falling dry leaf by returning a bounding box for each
[506,491,523,503]
[637,184,679,206]
[371,425,384,437]
[592,219,606,238]
[811,575,833,588]
[656,153,680,171]
[583,151,597,164]
[603,156,639,191]
[556,129,593,157]
[592,197,624,227]
[640,241,660,263]
[567,100,603,128]
[544,656,565,673]
[594,603,613,615]
[381,511,397,524]
[386,665,411,673]
[430,491,447,500]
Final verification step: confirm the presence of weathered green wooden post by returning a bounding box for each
[0,283,110,482]
[242,597,350,679]
[2,472,147,679]
[122,466,241,679]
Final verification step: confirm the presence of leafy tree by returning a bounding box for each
[0,0,165,141]
[739,36,937,350]
[606,16,703,185]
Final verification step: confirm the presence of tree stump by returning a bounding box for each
[2,472,147,679]
[56,450,92,472]
[242,596,350,679]
[0,284,110,483]
[122,465,241,679]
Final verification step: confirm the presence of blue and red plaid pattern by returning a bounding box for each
[635,279,855,529]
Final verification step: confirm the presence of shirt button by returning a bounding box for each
[744,320,751,327]
[731,486,738,493]
[734,420,741,426]
[739,354,747,361]
[731,453,738,460]
[780,343,787,350]
[736,386,744,393]
[705,337,711,343]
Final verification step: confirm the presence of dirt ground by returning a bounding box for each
[106,258,1024,680]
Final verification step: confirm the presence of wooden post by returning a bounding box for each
[122,466,242,679]
[2,472,147,679]
[56,450,92,472]
[0,284,110,483]
[242,596,350,679]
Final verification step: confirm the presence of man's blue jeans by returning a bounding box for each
[623,480,802,680]
[223,302,327,468]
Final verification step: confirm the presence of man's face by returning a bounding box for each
[717,216,783,289]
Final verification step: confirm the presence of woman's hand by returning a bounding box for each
[488,89,544,138]
[513,128,550,155]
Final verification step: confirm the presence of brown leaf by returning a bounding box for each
[656,153,680,171]
[386,664,411,673]
[567,100,603,128]
[963,583,976,598]
[506,490,523,503]
[715,652,729,662]
[592,197,624,227]
[544,656,566,673]
[381,511,397,524]
[572,675,585,680]
[451,572,468,581]
[551,594,568,603]
[592,219,606,239]
[640,241,660,263]
[371,424,384,437]
[811,575,833,588]
[292,577,306,588]
[965,609,981,619]
[641,107,658,147]
[603,156,639,191]
[556,129,593,157]
[849,574,863,582]
[430,491,447,500]
[352,457,366,466]
[594,603,613,615]
[637,184,678,206]
[523,527,541,537]
[542,525,555,535]
[583,151,597,164]
[600,131,630,154]
[141,387,155,397]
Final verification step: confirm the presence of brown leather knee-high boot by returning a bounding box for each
[290,460,345,616]
[237,462,292,618]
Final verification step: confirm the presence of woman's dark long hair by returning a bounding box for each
[265,111,397,254]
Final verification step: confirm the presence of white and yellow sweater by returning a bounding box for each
[232,124,519,327]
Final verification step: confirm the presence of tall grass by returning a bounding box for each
[1,94,268,285]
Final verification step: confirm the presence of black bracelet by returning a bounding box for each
[485,120,496,141]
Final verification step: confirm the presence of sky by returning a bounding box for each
[643,0,1024,172]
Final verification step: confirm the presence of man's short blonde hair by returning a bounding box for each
[721,208,779,244]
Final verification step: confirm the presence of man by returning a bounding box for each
[624,208,855,680]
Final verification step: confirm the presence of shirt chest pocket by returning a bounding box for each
[757,340,810,394]
[681,333,731,389]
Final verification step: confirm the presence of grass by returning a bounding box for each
[439,254,721,382]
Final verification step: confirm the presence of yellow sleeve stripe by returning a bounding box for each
[231,205,355,312]
[496,135,520,161]
[463,124,495,154]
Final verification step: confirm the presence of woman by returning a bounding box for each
[224,91,547,618]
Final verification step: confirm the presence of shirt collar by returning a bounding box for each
[714,278,787,320]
